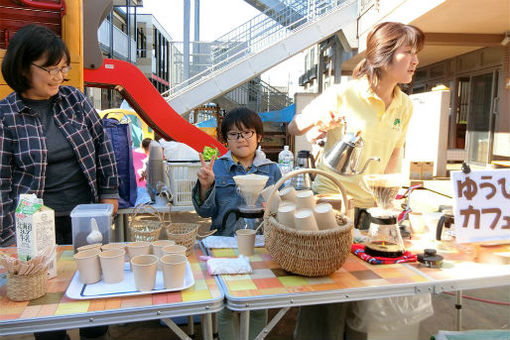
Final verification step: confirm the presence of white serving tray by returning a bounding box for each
[65,261,194,300]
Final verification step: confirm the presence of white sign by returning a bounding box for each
[451,169,510,243]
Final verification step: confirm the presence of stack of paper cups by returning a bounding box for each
[279,186,296,204]
[277,204,296,229]
[294,209,319,231]
[296,190,316,210]
[314,203,337,230]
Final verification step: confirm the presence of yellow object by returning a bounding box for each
[99,108,155,147]
[301,77,414,208]
[199,127,217,139]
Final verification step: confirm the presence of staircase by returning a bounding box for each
[164,0,357,114]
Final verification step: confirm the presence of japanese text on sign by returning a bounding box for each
[451,169,510,243]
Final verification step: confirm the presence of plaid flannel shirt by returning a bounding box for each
[0,86,120,246]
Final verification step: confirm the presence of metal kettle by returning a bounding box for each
[323,131,380,176]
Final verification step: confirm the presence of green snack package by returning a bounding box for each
[203,146,219,161]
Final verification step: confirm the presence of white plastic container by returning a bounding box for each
[71,204,113,253]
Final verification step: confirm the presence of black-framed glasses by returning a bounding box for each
[226,130,255,141]
[32,63,71,77]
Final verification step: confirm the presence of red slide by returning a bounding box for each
[84,58,227,154]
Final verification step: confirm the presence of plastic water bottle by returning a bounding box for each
[278,145,294,186]
[257,145,266,158]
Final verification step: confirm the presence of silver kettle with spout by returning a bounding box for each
[323,130,380,176]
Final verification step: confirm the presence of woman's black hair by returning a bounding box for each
[1,24,70,93]
[220,107,263,142]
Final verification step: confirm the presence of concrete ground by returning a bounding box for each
[2,210,509,340]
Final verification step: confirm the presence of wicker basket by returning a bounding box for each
[129,204,163,241]
[264,168,353,277]
[6,269,48,301]
[165,223,216,256]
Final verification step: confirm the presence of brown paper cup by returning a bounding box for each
[74,249,101,284]
[314,203,337,230]
[279,186,296,203]
[296,190,316,210]
[160,254,187,289]
[294,209,319,231]
[236,229,256,256]
[127,241,151,270]
[77,243,102,253]
[162,244,187,257]
[151,240,176,270]
[102,243,128,262]
[131,255,158,291]
[277,204,296,229]
[98,249,125,283]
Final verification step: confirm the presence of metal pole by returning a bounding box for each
[455,290,463,331]
[183,0,190,80]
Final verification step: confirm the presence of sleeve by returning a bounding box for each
[299,84,345,126]
[395,96,414,148]
[0,118,16,246]
[78,89,120,196]
[192,179,218,218]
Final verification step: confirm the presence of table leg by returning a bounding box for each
[201,313,213,340]
[161,318,193,340]
[187,315,195,337]
[254,307,290,340]
[240,310,250,340]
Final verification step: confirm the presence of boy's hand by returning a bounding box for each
[198,153,216,192]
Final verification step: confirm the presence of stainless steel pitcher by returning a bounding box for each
[323,131,380,176]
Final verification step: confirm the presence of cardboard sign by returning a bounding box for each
[451,169,510,243]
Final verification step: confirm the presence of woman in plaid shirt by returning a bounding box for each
[0,23,119,340]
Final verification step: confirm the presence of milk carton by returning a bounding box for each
[15,194,57,279]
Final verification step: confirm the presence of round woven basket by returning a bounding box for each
[7,268,48,301]
[264,168,353,277]
[129,204,163,242]
[166,223,216,256]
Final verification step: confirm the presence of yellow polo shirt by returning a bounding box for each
[302,77,413,208]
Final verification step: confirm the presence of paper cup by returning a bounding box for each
[261,184,281,212]
[131,255,158,291]
[236,229,256,256]
[162,244,187,257]
[101,243,126,251]
[127,241,151,270]
[409,212,427,234]
[160,254,187,289]
[277,204,296,229]
[314,203,337,230]
[279,186,296,203]
[98,249,125,283]
[294,209,319,231]
[151,240,176,270]
[77,243,102,253]
[73,249,101,284]
[296,190,316,210]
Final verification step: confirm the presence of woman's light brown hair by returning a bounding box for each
[353,22,425,88]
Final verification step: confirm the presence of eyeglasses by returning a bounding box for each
[32,63,71,77]
[226,130,255,141]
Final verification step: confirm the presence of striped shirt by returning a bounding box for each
[0,86,120,246]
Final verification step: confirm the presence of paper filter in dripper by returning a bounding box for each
[364,174,402,210]
[233,174,269,207]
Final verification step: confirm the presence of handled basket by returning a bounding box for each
[264,168,353,277]
[165,223,216,256]
[128,204,163,241]
[7,268,48,301]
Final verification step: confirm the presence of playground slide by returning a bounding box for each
[84,58,227,154]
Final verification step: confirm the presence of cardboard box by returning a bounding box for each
[15,195,57,279]
[409,161,434,180]
[421,161,434,180]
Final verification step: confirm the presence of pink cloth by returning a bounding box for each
[132,149,147,187]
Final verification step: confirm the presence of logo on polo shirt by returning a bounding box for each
[393,118,401,130]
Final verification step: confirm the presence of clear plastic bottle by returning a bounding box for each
[257,145,266,158]
[278,145,294,185]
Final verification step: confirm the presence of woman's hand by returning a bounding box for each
[197,153,216,194]
[100,198,118,215]
[315,112,345,132]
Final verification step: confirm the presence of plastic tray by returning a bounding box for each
[65,261,194,300]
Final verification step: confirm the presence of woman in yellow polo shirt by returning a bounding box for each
[289,22,425,339]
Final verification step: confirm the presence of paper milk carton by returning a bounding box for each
[15,194,57,279]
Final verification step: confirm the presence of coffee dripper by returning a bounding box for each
[221,174,269,230]
[363,174,406,258]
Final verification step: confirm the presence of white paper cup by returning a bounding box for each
[131,255,158,291]
[151,240,176,270]
[279,186,296,203]
[162,244,187,257]
[127,241,151,271]
[314,203,337,230]
[261,185,281,212]
[278,204,296,229]
[74,249,101,284]
[98,249,125,283]
[77,243,102,253]
[409,212,427,234]
[296,190,316,210]
[294,209,319,231]
[236,229,257,256]
[160,254,187,289]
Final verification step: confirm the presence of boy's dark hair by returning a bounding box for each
[220,107,263,142]
[1,24,70,93]
[141,138,152,150]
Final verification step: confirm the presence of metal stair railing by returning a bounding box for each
[162,0,353,100]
